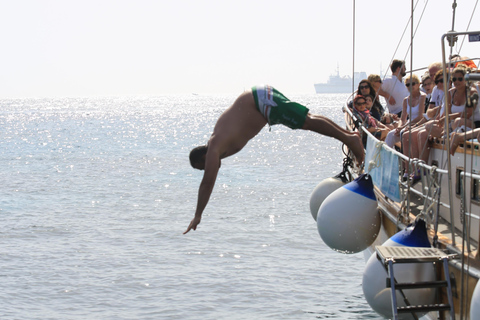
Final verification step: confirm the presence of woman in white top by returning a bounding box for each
[401,70,449,162]
[417,66,478,157]
[451,77,480,131]
[425,69,450,120]
[385,74,426,148]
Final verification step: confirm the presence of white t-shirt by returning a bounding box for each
[430,86,445,107]
[381,75,409,115]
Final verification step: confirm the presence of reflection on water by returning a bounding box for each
[0,94,382,319]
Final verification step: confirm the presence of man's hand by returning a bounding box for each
[184,216,201,234]
[388,96,396,106]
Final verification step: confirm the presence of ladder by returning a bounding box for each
[375,246,458,320]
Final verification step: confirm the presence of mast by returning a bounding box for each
[352,0,356,94]
[443,0,459,249]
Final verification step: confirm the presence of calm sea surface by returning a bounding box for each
[0,93,383,319]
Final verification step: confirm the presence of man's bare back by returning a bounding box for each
[184,86,364,234]
[208,90,267,160]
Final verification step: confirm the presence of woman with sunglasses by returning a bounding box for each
[425,69,449,120]
[385,74,426,148]
[448,66,479,132]
[348,80,382,119]
[368,74,400,126]
[399,73,439,157]
[417,66,478,158]
[362,80,384,122]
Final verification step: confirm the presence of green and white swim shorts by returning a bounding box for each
[251,85,309,129]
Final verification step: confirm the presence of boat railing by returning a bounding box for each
[465,72,480,82]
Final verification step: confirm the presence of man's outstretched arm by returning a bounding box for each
[184,151,220,234]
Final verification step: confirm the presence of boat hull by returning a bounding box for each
[342,106,480,319]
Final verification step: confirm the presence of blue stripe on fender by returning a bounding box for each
[390,219,431,247]
[343,173,377,201]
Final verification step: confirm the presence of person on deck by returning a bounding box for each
[364,95,395,130]
[352,94,390,142]
[393,65,450,164]
[368,74,383,95]
[426,68,448,120]
[417,66,478,160]
[378,59,409,117]
[368,74,399,126]
[400,71,445,162]
[427,62,442,83]
[421,71,434,111]
[184,85,365,234]
[358,80,383,121]
[384,74,426,149]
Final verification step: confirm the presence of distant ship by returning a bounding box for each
[314,67,367,94]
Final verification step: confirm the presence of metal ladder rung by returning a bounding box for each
[386,279,448,289]
[397,303,452,313]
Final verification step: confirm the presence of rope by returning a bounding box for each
[458,0,479,52]
[366,140,384,174]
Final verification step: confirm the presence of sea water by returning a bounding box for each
[0,94,383,319]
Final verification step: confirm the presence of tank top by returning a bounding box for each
[451,89,466,114]
[406,96,422,120]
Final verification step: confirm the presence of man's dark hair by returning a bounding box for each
[189,145,208,168]
[390,59,405,73]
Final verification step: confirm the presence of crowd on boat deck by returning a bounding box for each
[348,58,480,173]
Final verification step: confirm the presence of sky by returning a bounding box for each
[0,0,479,98]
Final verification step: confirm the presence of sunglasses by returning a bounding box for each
[452,77,464,82]
[359,85,369,90]
[435,79,444,84]
[356,101,366,106]
[405,82,417,87]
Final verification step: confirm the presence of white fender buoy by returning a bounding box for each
[316,173,380,254]
[471,280,480,319]
[362,220,435,320]
[309,173,347,221]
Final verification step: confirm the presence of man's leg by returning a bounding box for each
[302,113,365,164]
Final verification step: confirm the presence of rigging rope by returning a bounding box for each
[382,0,427,80]
[458,0,479,52]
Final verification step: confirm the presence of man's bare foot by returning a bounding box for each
[347,132,365,165]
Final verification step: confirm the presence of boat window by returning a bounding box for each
[472,176,480,202]
[456,168,464,196]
